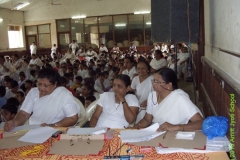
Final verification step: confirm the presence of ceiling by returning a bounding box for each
[0,0,62,11]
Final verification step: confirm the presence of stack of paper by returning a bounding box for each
[67,127,107,135]
[155,134,230,154]
[206,136,230,151]
[175,132,195,140]
[9,124,40,133]
[18,126,58,143]
[120,123,165,143]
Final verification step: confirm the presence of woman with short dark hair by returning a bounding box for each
[89,74,139,128]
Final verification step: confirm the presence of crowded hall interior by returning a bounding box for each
[0,0,239,159]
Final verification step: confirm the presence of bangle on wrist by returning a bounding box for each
[122,101,126,104]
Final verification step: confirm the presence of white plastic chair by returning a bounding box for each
[85,99,98,121]
[75,98,87,127]
[132,41,140,46]
[107,40,114,48]
[117,43,123,47]
[123,40,129,47]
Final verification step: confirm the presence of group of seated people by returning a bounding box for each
[1,41,202,133]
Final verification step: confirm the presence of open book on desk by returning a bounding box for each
[120,123,165,143]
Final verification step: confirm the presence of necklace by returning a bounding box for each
[115,103,121,110]
[152,93,161,105]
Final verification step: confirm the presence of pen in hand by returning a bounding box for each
[1,115,9,124]
[1,115,15,132]
[163,131,168,139]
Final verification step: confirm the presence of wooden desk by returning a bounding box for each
[0,130,230,160]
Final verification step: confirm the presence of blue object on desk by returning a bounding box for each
[202,116,228,139]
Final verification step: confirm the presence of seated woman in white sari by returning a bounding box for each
[132,68,203,131]
[4,68,80,131]
[131,60,153,123]
[89,74,139,129]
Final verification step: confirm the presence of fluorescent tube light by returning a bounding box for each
[0,18,3,22]
[134,11,150,14]
[72,15,86,19]
[115,24,126,27]
[14,2,30,10]
[146,22,151,25]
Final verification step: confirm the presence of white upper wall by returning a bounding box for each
[24,0,151,21]
[0,8,25,51]
[204,0,240,84]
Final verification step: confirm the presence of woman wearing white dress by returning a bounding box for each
[132,68,203,131]
[131,60,153,123]
[4,68,80,131]
[90,74,139,128]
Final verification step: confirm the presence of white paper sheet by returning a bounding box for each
[155,147,216,154]
[120,123,165,142]
[67,127,107,135]
[9,124,41,133]
[18,127,58,143]
[175,131,195,140]
[155,136,231,154]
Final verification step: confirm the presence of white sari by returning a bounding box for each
[146,89,202,125]
[22,87,80,124]
[131,75,153,123]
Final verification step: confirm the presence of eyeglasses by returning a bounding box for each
[151,79,166,85]
[37,83,53,88]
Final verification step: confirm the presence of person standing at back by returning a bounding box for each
[30,42,37,55]
[51,44,57,59]
[69,40,79,55]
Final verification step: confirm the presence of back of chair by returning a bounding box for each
[75,98,87,127]
[132,41,139,46]
[117,43,123,47]
[123,40,129,47]
[85,99,98,121]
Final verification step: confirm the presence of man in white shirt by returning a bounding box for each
[51,44,57,58]
[5,80,23,99]
[86,47,97,62]
[94,73,111,94]
[99,44,108,53]
[69,40,79,55]
[30,42,37,55]
[77,63,87,79]
[29,54,43,68]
